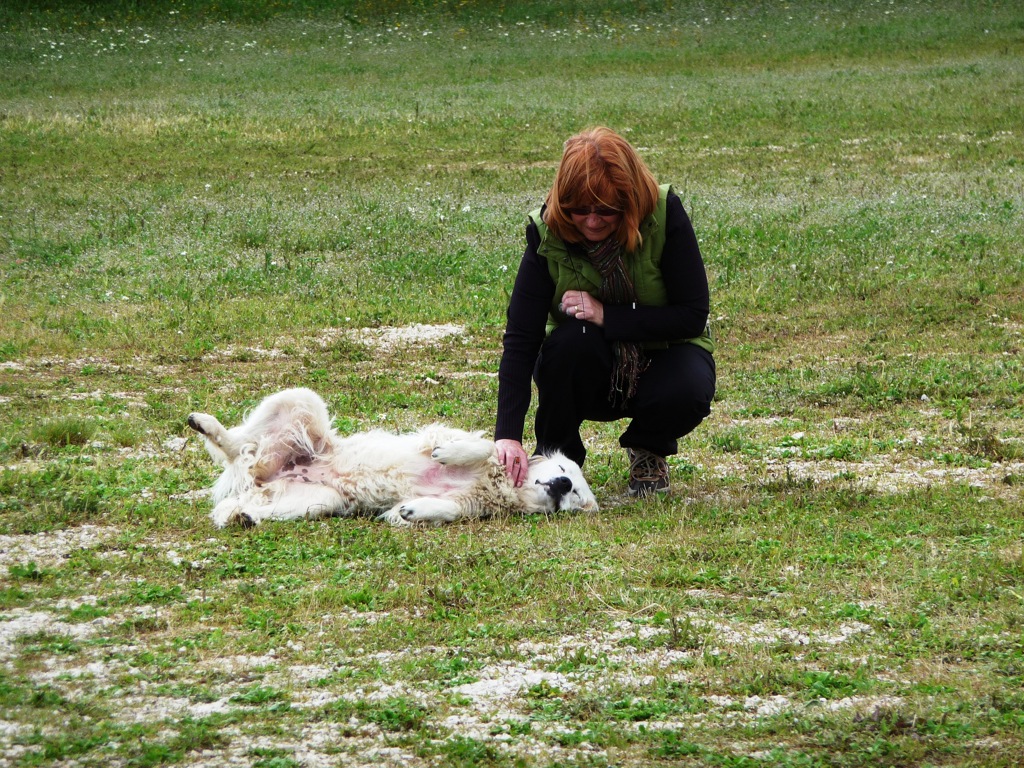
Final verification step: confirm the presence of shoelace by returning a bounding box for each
[630,450,668,481]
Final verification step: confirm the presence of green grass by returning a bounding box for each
[1,0,1023,765]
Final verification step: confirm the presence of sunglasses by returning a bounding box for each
[565,205,621,218]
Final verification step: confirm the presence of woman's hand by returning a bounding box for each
[560,290,604,327]
[496,438,529,487]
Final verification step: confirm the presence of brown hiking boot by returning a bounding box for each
[627,448,670,497]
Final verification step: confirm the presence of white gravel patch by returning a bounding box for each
[0,525,119,572]
[448,618,873,714]
[0,606,912,768]
[341,323,465,351]
[453,665,577,703]
[0,609,103,661]
[202,654,280,673]
[762,457,1024,494]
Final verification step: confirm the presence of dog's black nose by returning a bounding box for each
[542,476,573,499]
[187,414,203,433]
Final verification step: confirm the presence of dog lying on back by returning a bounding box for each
[188,387,598,527]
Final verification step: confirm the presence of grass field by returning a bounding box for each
[2,0,1023,765]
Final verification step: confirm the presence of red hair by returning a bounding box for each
[543,127,660,253]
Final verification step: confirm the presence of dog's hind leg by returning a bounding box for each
[190,389,333,465]
[212,482,347,528]
[187,412,249,462]
[210,497,258,529]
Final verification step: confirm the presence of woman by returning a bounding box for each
[494,126,715,497]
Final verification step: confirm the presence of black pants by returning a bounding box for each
[533,319,716,466]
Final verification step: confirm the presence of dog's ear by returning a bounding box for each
[527,454,567,468]
[528,451,576,468]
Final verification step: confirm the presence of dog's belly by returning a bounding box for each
[263,454,474,511]
[265,460,336,486]
[413,462,476,496]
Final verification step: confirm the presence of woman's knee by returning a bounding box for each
[633,347,715,415]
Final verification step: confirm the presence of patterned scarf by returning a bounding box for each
[583,238,649,408]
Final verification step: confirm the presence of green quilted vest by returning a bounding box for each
[528,184,714,353]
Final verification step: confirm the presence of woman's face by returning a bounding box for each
[568,205,622,242]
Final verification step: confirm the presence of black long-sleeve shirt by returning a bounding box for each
[495,192,711,443]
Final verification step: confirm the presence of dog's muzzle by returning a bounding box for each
[538,476,573,502]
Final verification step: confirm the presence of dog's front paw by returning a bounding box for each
[431,439,493,466]
[430,445,455,464]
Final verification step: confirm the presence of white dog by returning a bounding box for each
[188,387,598,527]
